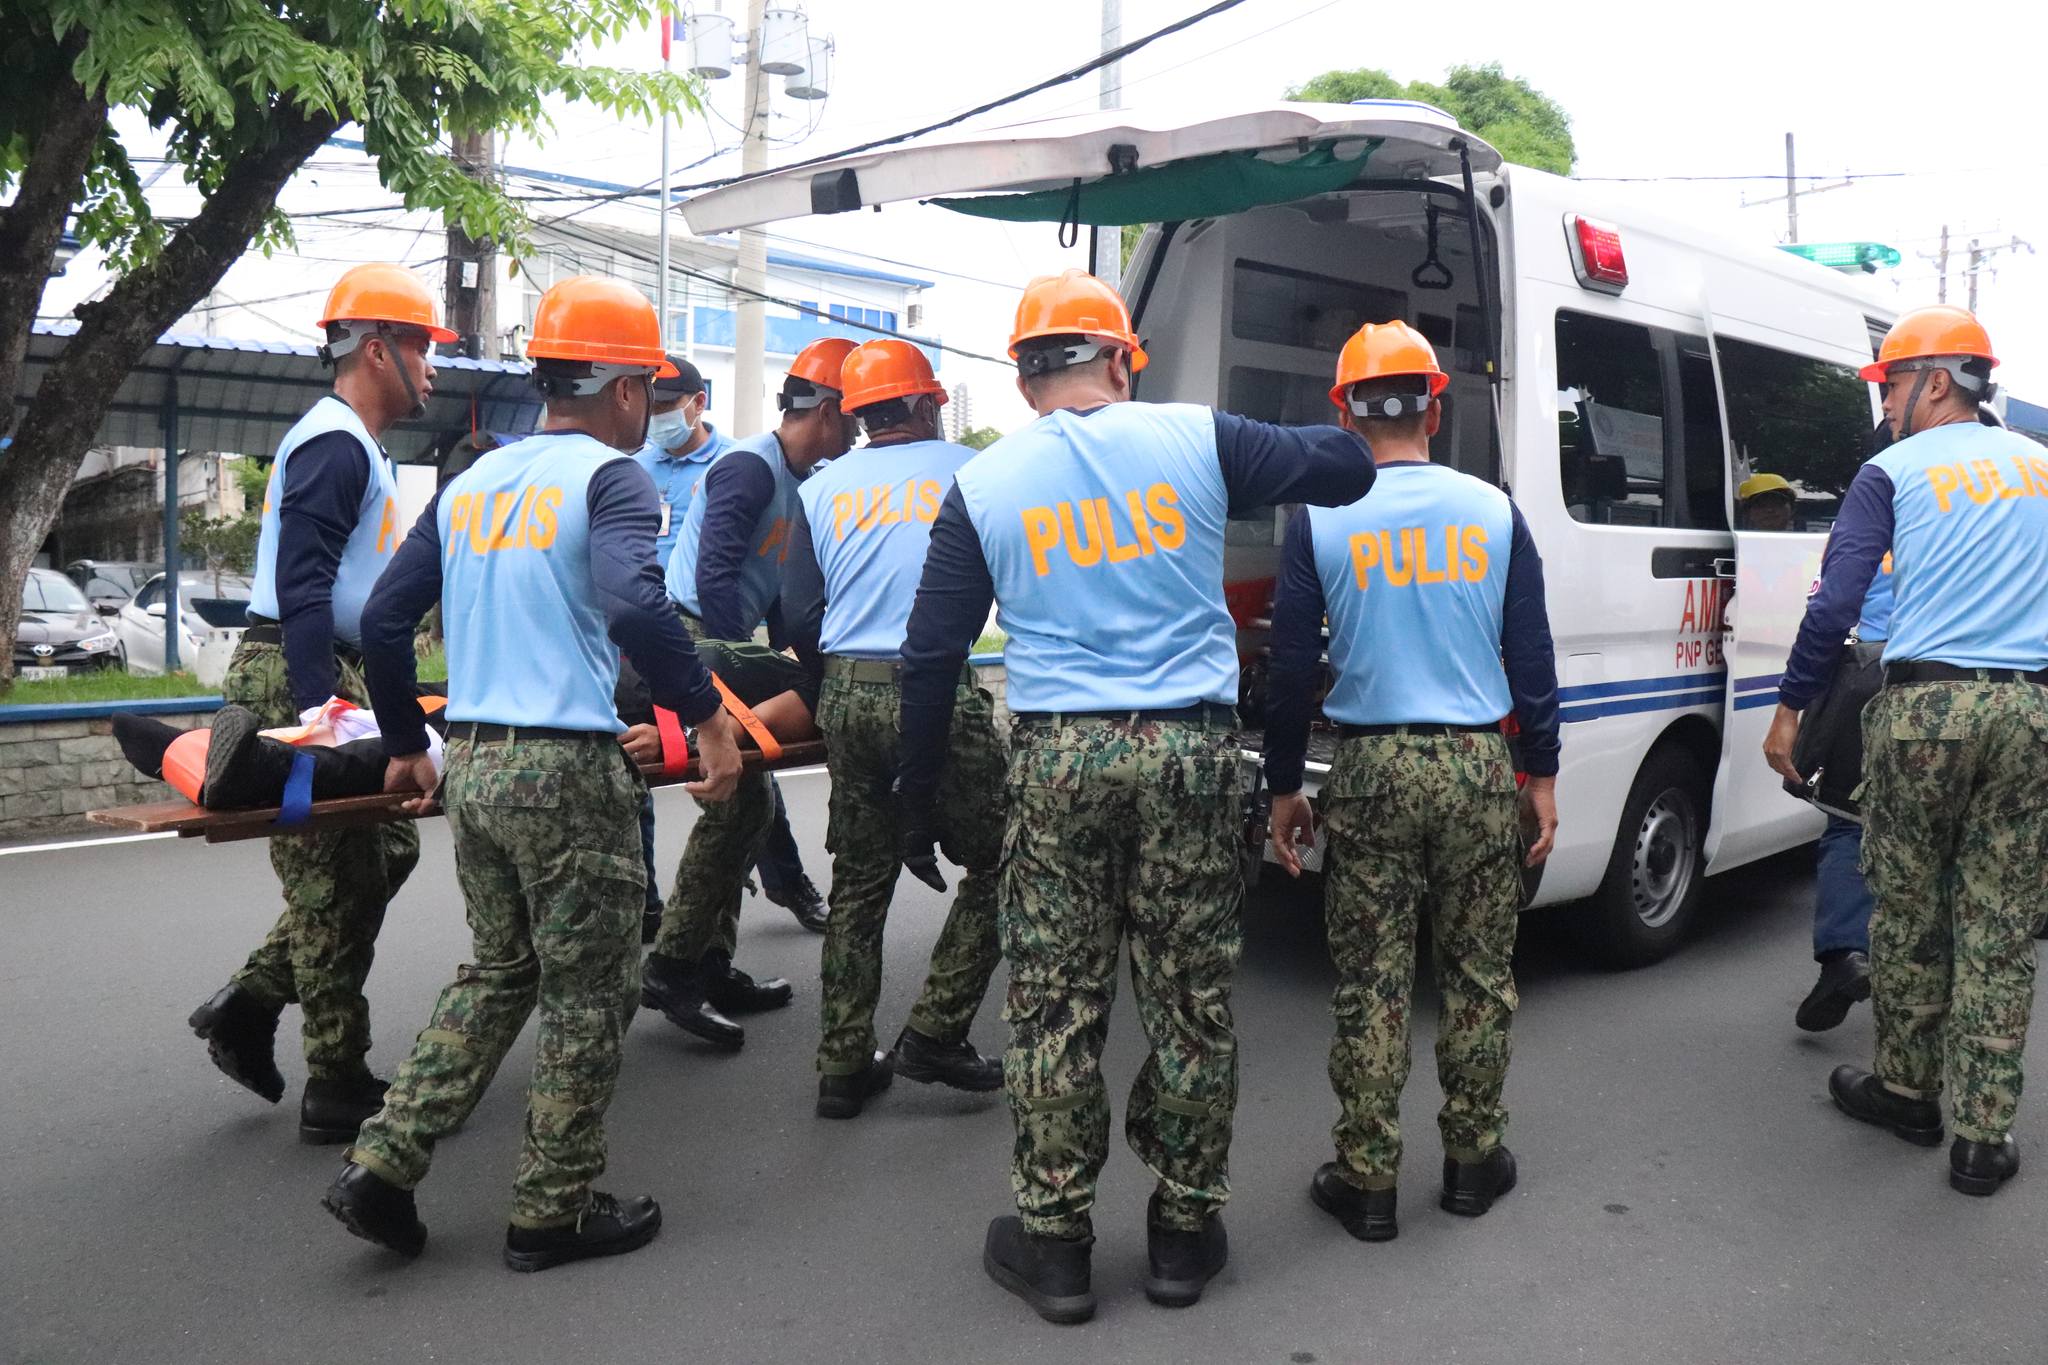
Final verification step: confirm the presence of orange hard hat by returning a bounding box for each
[318,263,457,342]
[526,276,677,376]
[1329,320,1449,408]
[1008,269,1148,372]
[1859,305,1998,382]
[789,337,860,390]
[839,339,947,414]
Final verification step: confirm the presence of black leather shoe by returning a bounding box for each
[301,1075,389,1145]
[1951,1135,2019,1196]
[1441,1146,1518,1217]
[1310,1163,1397,1242]
[322,1162,426,1258]
[982,1215,1094,1325]
[1143,1192,1227,1307]
[503,1192,662,1272]
[1796,952,1872,1032]
[641,952,744,1050]
[1829,1065,1943,1146]
[892,1026,1002,1092]
[817,1050,895,1119]
[188,983,285,1103]
[763,874,829,933]
[702,950,793,1015]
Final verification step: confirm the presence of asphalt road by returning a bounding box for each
[3,774,2043,1365]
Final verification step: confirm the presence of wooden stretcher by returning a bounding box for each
[86,740,828,844]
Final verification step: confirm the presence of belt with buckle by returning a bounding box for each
[1885,660,2048,687]
[823,656,903,683]
[451,722,609,743]
[240,616,359,663]
[1336,721,1501,739]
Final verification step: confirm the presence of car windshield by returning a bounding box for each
[22,572,90,614]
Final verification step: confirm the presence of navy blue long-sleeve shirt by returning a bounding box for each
[1778,464,1895,710]
[895,407,1376,807]
[693,449,780,641]
[1261,491,1561,795]
[361,453,723,756]
[782,499,829,716]
[272,431,372,712]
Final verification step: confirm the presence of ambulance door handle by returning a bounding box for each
[1711,558,1737,580]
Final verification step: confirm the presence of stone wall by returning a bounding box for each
[0,709,215,844]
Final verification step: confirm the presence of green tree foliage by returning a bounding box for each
[0,1,701,688]
[1286,62,1575,175]
[958,425,1005,451]
[180,504,259,594]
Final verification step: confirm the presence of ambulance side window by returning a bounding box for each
[1677,345,1729,532]
[1715,337,1869,533]
[1556,311,1666,527]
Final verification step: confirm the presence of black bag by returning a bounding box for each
[1783,639,1884,820]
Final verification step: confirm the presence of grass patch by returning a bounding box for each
[971,631,1006,655]
[2,668,210,706]
[415,642,448,683]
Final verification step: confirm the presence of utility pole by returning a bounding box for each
[731,0,770,437]
[442,129,498,359]
[1090,0,1123,288]
[1784,131,1797,245]
[659,12,673,351]
[1933,225,1949,303]
[1962,234,2036,314]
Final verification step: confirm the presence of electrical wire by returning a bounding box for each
[1040,0,1347,116]
[663,259,1008,364]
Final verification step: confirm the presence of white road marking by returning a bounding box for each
[0,831,179,857]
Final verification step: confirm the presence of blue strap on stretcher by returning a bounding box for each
[277,751,316,827]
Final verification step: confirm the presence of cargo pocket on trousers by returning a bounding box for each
[1001,749,1087,869]
[564,848,646,939]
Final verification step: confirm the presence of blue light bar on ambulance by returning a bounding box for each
[1566,215,1627,292]
[1778,241,1902,274]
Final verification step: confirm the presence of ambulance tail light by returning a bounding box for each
[1567,215,1628,292]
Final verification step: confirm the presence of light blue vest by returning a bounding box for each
[1858,551,1895,642]
[798,438,971,658]
[1308,461,1515,727]
[1872,423,2048,670]
[664,432,800,631]
[248,396,399,645]
[633,422,730,566]
[955,402,1233,713]
[437,432,630,732]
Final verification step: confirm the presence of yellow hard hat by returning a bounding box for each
[1737,473,1794,502]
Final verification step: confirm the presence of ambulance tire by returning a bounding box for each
[1576,744,1709,968]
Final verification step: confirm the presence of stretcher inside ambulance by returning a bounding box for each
[691,99,1897,966]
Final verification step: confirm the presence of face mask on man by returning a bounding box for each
[646,405,692,449]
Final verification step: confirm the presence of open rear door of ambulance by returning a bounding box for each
[1701,266,1880,872]
[681,99,1500,237]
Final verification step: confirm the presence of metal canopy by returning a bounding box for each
[20,320,543,462]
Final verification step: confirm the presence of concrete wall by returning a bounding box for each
[0,708,216,844]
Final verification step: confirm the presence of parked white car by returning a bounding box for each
[116,572,253,686]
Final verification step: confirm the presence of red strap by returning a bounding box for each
[711,675,783,761]
[653,706,690,776]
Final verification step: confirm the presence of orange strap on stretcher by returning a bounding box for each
[711,675,782,761]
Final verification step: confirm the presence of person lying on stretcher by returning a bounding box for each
[114,654,819,813]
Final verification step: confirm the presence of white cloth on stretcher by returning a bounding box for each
[262,697,445,778]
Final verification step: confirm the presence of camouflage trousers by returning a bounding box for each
[814,665,1004,1075]
[653,610,806,963]
[1860,679,2048,1144]
[350,734,647,1227]
[1000,714,1246,1237]
[222,639,419,1082]
[1318,730,1522,1188]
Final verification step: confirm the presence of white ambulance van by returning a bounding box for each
[686,100,1893,965]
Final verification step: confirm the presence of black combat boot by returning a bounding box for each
[1143,1192,1227,1307]
[301,1074,390,1144]
[200,705,294,808]
[702,949,793,1014]
[111,713,180,779]
[816,1049,895,1119]
[1829,1065,1944,1146]
[504,1192,662,1272]
[892,1025,1002,1092]
[641,952,744,1050]
[188,982,285,1102]
[1309,1163,1398,1242]
[983,1216,1095,1325]
[762,873,829,933]
[322,1162,427,1257]
[1441,1146,1518,1217]
[1950,1135,2020,1196]
[1796,951,1872,1032]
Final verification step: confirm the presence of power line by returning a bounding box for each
[1042,0,1346,115]
[663,259,1008,365]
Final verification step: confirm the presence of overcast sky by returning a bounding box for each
[524,0,2047,430]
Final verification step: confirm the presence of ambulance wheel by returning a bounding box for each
[1577,745,1708,968]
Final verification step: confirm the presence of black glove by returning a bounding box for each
[892,777,946,892]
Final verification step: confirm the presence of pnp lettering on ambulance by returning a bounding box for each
[358,442,723,759]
